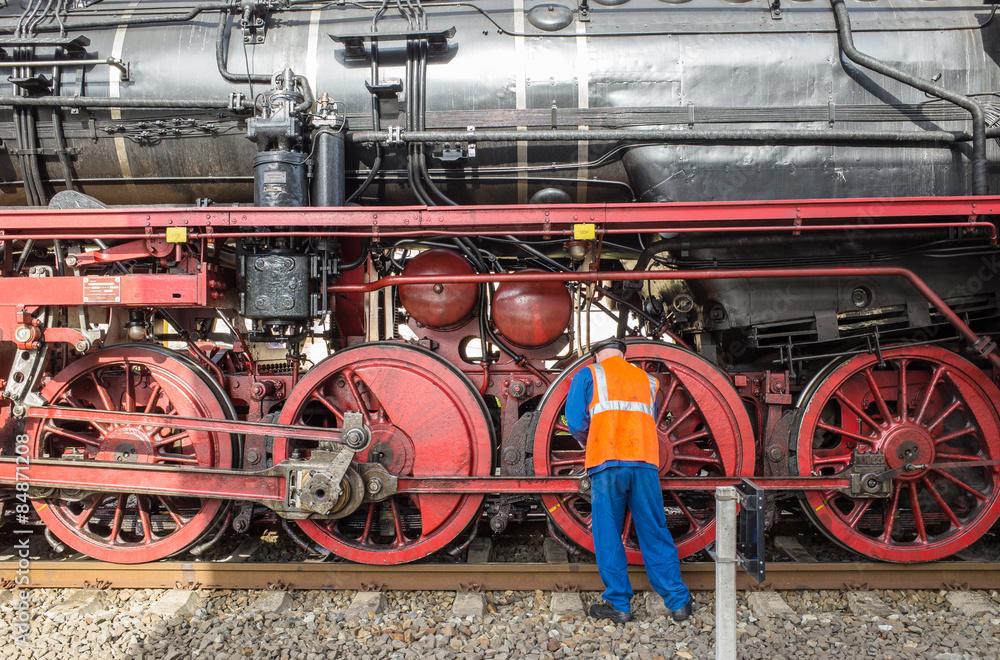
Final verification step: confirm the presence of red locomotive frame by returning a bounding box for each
[2,197,999,565]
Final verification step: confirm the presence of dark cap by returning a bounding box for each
[591,338,626,355]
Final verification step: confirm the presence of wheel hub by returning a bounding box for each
[98,425,156,464]
[365,424,415,474]
[881,424,934,478]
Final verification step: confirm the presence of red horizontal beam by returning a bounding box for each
[0,459,288,502]
[0,459,847,501]
[0,196,996,233]
[0,273,207,307]
[26,407,347,445]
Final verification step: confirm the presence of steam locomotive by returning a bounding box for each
[1,0,999,566]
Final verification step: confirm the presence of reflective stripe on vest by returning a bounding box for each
[591,363,658,416]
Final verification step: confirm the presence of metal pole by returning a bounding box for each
[715,486,738,660]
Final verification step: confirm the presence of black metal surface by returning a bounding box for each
[241,252,312,322]
[253,151,308,207]
[311,126,347,207]
[737,478,766,584]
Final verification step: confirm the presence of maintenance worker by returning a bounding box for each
[565,337,692,624]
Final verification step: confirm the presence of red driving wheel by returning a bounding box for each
[274,342,495,564]
[26,346,236,563]
[532,341,755,563]
[793,346,1000,562]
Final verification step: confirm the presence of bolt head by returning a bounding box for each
[367,478,382,493]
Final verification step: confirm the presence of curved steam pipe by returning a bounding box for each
[830,0,987,195]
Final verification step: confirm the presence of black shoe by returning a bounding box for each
[671,597,693,622]
[589,600,632,624]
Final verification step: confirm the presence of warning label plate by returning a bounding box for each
[83,276,121,304]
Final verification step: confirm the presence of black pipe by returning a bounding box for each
[292,75,314,115]
[311,126,347,207]
[0,94,245,109]
[348,127,969,145]
[216,12,271,85]
[830,0,987,195]
[2,2,228,34]
[338,237,370,272]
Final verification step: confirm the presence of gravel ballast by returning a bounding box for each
[2,588,999,659]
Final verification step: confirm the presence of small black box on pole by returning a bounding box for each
[736,478,766,583]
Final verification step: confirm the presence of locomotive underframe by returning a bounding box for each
[1,197,999,564]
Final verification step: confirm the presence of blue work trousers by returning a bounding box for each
[590,465,690,613]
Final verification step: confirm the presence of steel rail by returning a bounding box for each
[2,560,997,592]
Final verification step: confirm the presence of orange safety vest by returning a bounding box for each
[584,355,660,470]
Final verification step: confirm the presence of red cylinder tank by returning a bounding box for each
[492,273,573,348]
[398,249,480,330]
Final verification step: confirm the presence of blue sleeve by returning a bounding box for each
[564,367,593,445]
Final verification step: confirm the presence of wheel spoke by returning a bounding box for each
[934,428,975,445]
[897,359,909,422]
[935,452,983,462]
[908,482,927,544]
[879,483,902,544]
[154,431,189,449]
[122,363,136,413]
[668,491,702,531]
[90,373,116,412]
[359,503,376,546]
[137,496,154,545]
[914,365,945,425]
[663,404,697,436]
[156,452,199,465]
[812,453,853,469]
[930,468,989,502]
[390,497,406,548]
[310,390,345,424]
[59,395,111,435]
[921,475,961,527]
[621,510,634,545]
[833,391,883,433]
[863,368,894,425]
[925,400,962,433]
[816,421,877,445]
[655,378,679,425]
[44,422,100,448]
[143,382,163,413]
[843,497,874,529]
[341,367,378,423]
[158,496,188,527]
[109,495,125,545]
[73,497,102,531]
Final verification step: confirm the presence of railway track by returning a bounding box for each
[4,560,999,592]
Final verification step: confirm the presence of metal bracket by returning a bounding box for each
[331,27,456,61]
[769,0,782,19]
[847,451,892,498]
[5,146,81,157]
[736,478,765,584]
